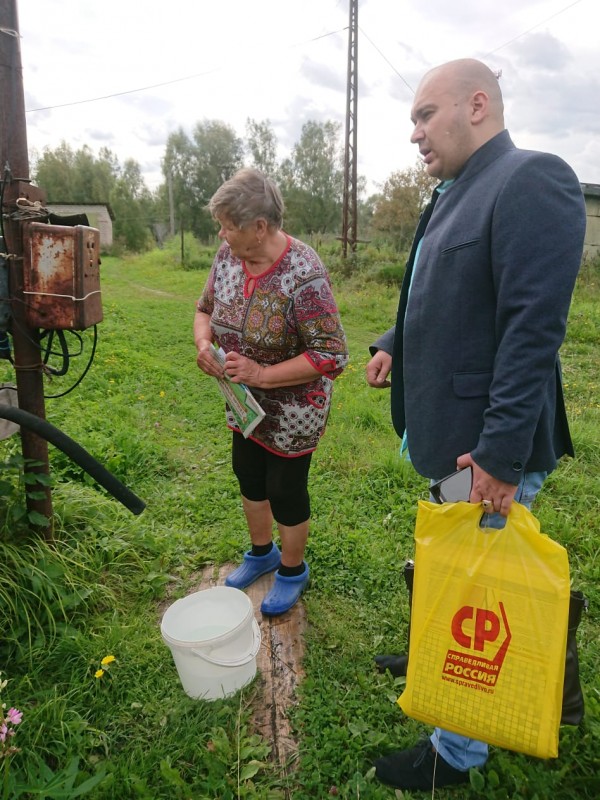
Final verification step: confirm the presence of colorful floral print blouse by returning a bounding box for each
[197,235,348,456]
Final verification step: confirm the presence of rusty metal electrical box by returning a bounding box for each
[22,222,103,330]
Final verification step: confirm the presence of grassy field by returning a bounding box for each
[0,244,599,799]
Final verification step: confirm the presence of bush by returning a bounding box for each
[577,252,600,289]
[159,233,215,270]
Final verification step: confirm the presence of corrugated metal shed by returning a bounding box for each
[46,203,114,248]
[580,183,600,259]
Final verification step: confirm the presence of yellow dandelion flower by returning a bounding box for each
[159,390,165,398]
[95,669,105,679]
[101,655,116,666]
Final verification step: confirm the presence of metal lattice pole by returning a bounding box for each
[341,0,358,258]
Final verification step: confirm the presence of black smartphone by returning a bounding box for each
[430,466,473,504]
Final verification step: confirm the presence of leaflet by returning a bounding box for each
[211,346,265,438]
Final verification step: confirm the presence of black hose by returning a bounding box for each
[0,404,146,515]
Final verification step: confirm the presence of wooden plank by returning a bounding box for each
[197,564,306,775]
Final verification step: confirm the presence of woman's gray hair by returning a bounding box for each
[208,168,285,230]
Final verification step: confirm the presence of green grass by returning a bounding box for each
[0,248,599,799]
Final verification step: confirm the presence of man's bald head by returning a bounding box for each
[422,59,504,121]
[410,59,506,179]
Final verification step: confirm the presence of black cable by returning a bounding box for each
[40,329,85,375]
[5,309,99,398]
[41,330,71,376]
[44,325,98,399]
[0,168,15,367]
[0,165,10,242]
[0,403,146,515]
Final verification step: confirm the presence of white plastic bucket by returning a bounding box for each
[161,586,261,701]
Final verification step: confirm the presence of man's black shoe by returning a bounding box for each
[374,739,470,790]
[374,653,409,677]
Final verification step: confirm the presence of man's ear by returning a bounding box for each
[471,90,489,124]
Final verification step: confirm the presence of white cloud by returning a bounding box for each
[16,0,600,194]
[511,31,571,71]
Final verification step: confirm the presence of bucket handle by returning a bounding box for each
[191,619,261,668]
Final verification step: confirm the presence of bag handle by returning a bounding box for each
[421,499,542,537]
[478,499,541,535]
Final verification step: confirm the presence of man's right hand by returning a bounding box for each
[366,350,392,388]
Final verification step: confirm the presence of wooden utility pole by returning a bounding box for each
[167,172,175,236]
[0,0,53,531]
[341,0,358,258]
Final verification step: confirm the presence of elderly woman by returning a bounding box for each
[194,168,348,615]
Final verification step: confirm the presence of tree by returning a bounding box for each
[280,120,344,235]
[245,118,278,177]
[72,146,117,202]
[370,162,438,248]
[31,142,76,200]
[162,120,244,241]
[161,127,196,234]
[33,143,118,204]
[191,119,244,193]
[110,159,154,252]
[32,143,156,252]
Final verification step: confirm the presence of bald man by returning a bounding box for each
[367,59,586,790]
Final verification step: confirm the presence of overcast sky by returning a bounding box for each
[16,0,599,196]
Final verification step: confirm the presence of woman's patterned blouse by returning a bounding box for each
[197,235,348,456]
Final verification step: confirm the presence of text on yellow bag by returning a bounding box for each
[397,500,570,758]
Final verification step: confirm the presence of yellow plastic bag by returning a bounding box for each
[397,500,570,758]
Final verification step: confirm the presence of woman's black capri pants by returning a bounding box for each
[231,432,312,527]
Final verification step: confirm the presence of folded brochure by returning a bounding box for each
[211,346,265,438]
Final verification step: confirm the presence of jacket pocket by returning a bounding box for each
[453,371,493,398]
[441,239,481,254]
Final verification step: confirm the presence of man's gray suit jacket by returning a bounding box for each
[373,130,586,483]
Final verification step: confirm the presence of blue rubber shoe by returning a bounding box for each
[224,543,281,590]
[260,563,310,615]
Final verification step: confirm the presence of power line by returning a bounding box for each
[484,0,585,56]
[25,27,346,114]
[359,26,415,95]
[24,1,587,117]
[358,0,586,95]
[26,68,219,113]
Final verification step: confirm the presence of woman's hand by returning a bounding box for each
[224,351,264,386]
[194,311,224,377]
[196,339,224,378]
